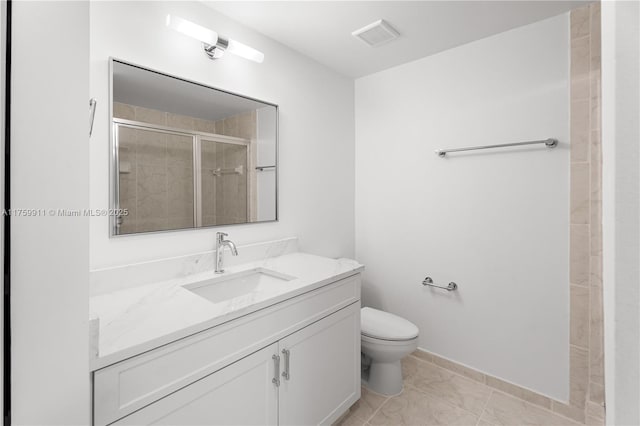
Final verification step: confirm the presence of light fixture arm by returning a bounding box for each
[203,38,229,60]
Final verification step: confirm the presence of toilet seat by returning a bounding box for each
[361,307,419,341]
[361,333,417,347]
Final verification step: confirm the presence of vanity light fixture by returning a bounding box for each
[166,14,264,63]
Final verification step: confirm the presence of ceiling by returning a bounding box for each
[205,1,588,78]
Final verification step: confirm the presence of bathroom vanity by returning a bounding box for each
[91,57,363,425]
[90,251,363,425]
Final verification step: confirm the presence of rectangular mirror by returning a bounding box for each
[110,59,278,235]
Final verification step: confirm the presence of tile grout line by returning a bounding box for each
[362,392,390,425]
[570,343,589,352]
[411,354,586,424]
[571,34,590,43]
[409,354,485,387]
[403,382,484,420]
[411,353,554,410]
[402,373,487,422]
[475,388,494,426]
[408,353,503,416]
[491,389,583,425]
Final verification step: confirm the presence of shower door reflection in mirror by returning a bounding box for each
[200,137,249,227]
[111,59,278,235]
[116,125,196,234]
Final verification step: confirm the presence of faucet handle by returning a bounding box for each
[217,232,228,239]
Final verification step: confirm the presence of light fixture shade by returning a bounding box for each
[166,14,264,64]
[166,14,218,46]
[227,39,265,63]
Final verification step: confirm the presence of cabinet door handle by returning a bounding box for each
[282,349,290,381]
[272,354,280,387]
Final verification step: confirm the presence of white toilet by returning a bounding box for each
[360,307,419,395]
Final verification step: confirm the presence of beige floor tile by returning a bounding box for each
[402,357,492,416]
[480,392,579,426]
[585,416,604,426]
[334,411,368,426]
[369,386,478,426]
[552,401,586,423]
[403,355,451,384]
[585,401,604,420]
[487,376,551,409]
[349,386,389,422]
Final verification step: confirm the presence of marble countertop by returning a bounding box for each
[89,252,363,371]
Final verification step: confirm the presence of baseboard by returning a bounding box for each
[411,348,604,424]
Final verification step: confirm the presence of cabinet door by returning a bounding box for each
[113,343,278,426]
[278,303,361,426]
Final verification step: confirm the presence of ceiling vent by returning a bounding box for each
[352,19,400,47]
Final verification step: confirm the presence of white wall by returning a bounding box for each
[355,14,570,400]
[602,1,640,424]
[11,2,90,423]
[90,1,355,269]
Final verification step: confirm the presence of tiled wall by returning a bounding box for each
[563,3,604,424]
[116,124,195,234]
[113,102,256,233]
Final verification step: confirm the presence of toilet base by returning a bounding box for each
[365,359,404,396]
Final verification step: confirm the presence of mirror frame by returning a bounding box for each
[108,58,279,237]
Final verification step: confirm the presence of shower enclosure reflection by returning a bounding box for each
[110,59,277,235]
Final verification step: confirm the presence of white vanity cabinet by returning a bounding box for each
[114,343,279,426]
[278,304,360,425]
[93,273,361,426]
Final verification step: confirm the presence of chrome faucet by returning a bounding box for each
[215,232,238,274]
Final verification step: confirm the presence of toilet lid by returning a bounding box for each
[361,307,419,341]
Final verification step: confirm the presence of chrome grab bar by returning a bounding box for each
[282,349,290,380]
[422,276,458,291]
[272,354,281,387]
[435,138,557,157]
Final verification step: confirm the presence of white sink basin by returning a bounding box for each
[184,268,297,304]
